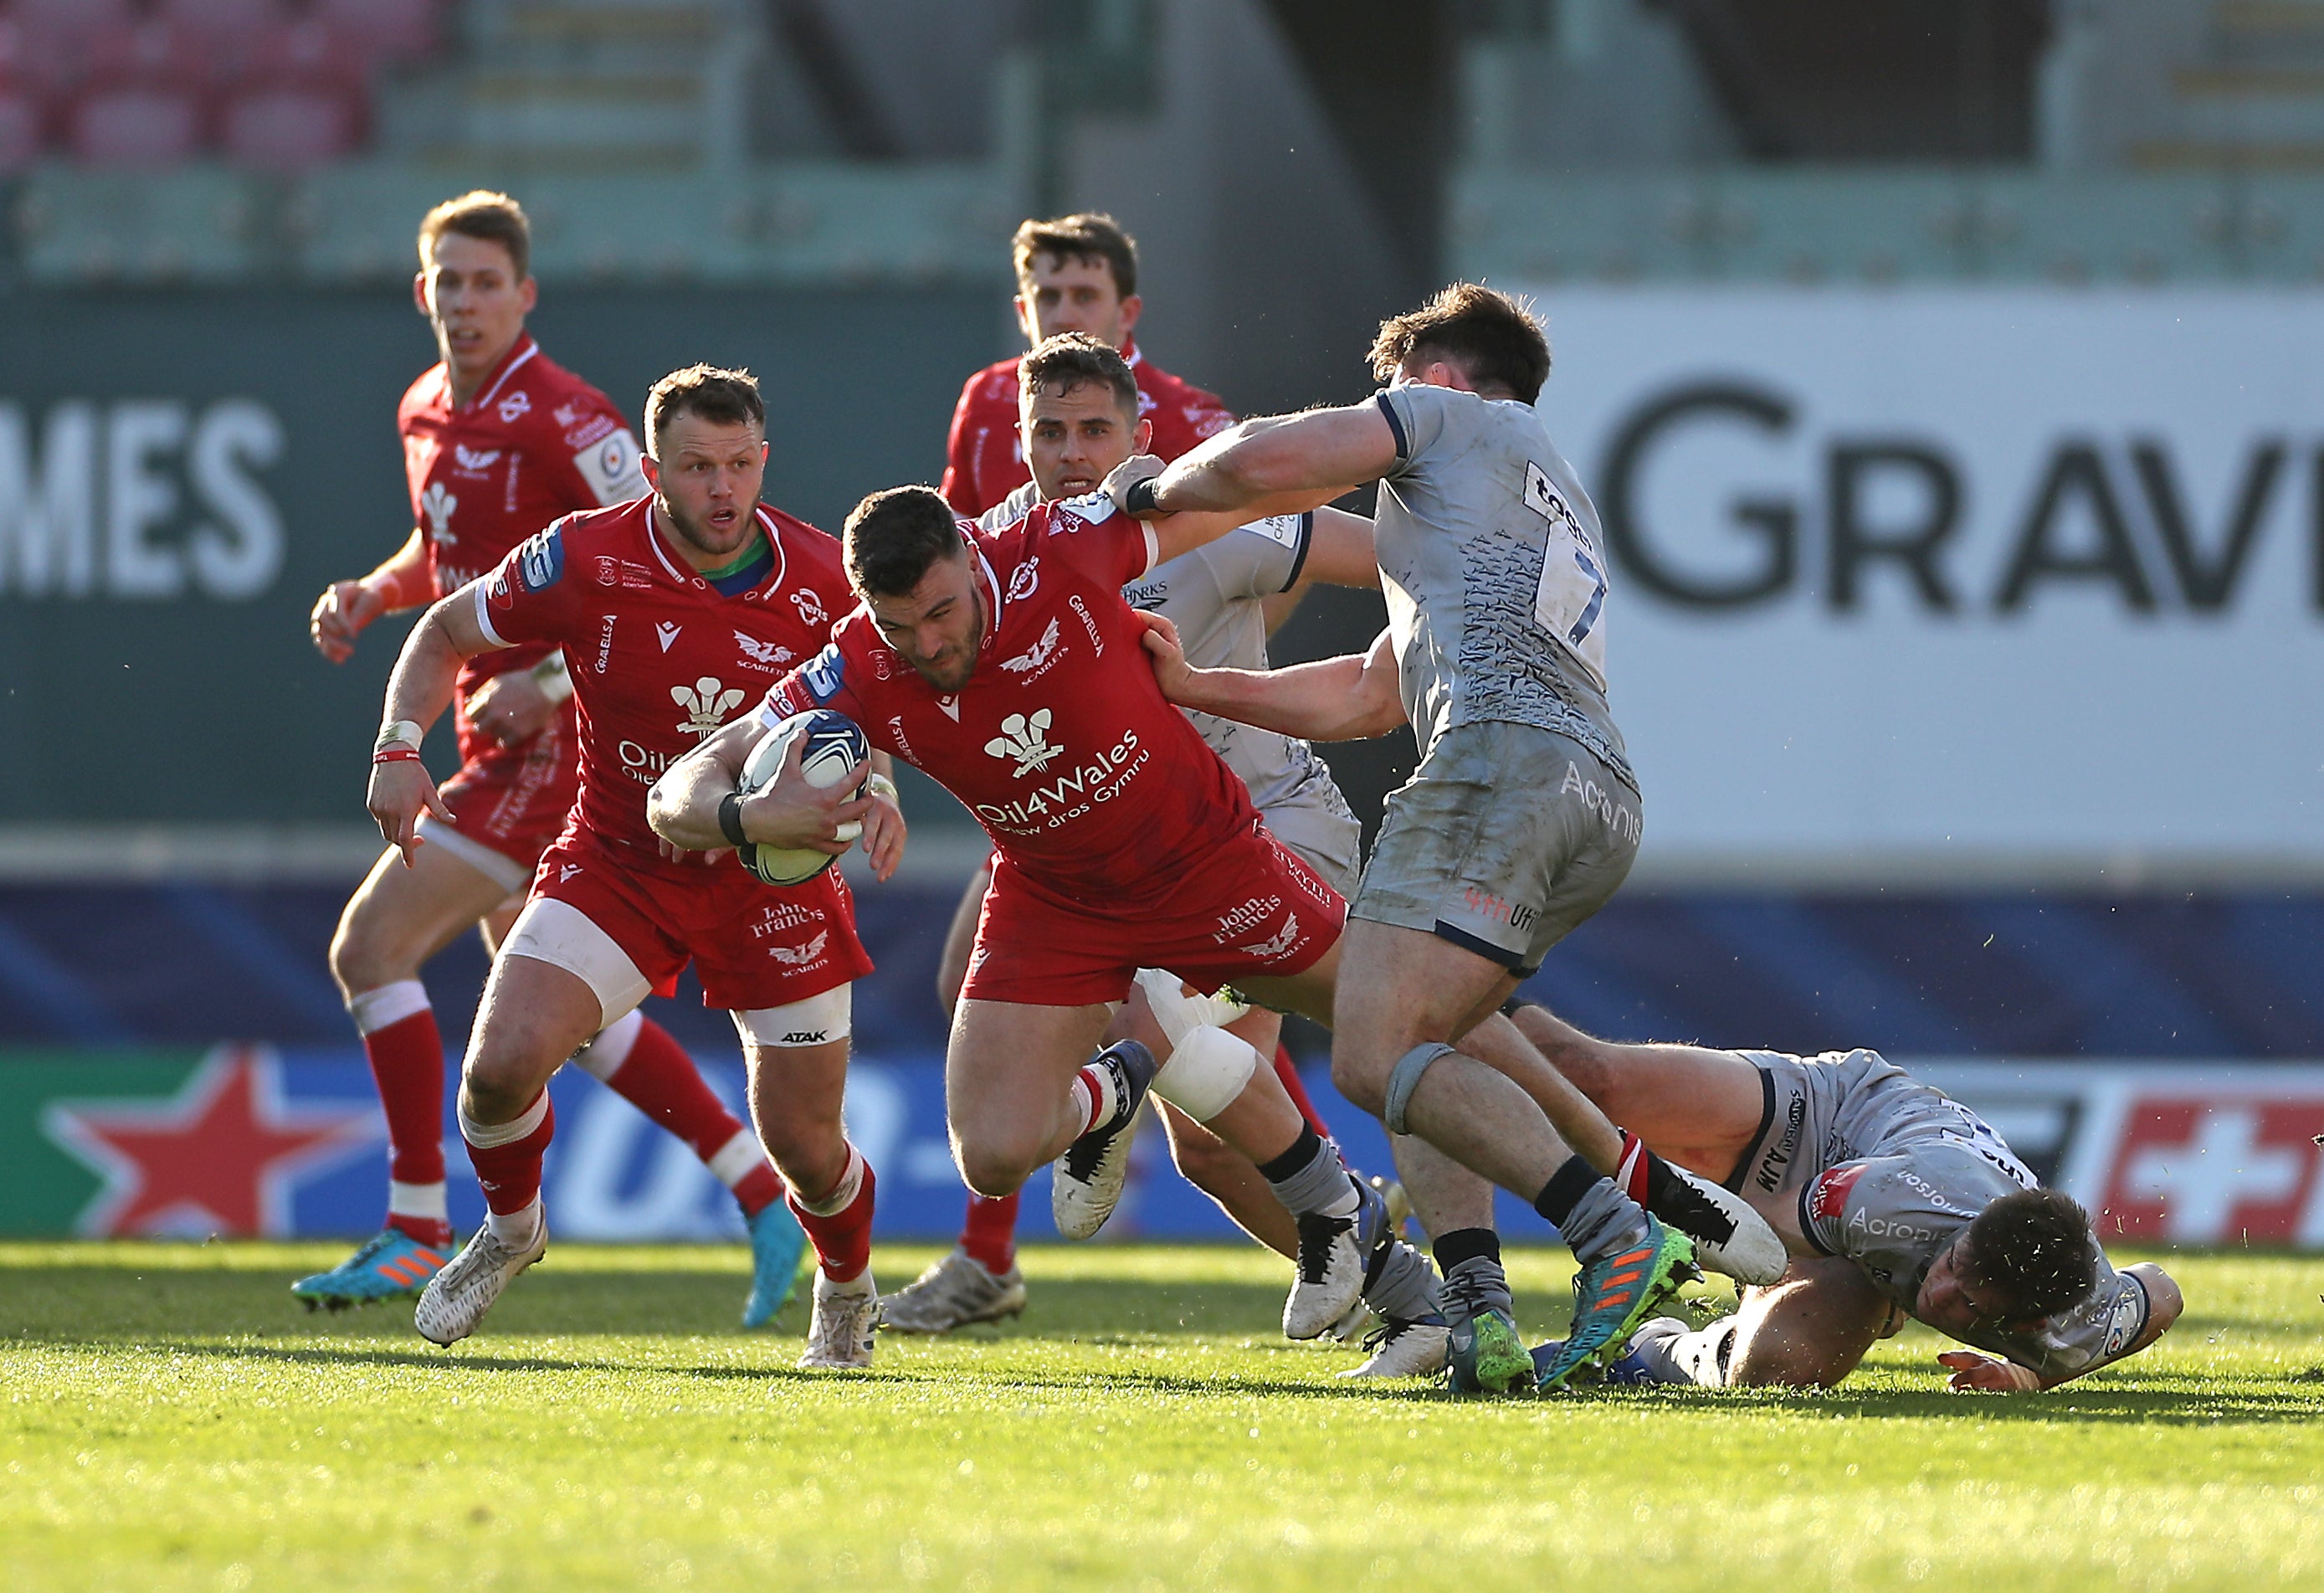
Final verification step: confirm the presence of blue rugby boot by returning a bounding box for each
[741,1201,809,1328]
[1536,1218,1698,1392]
[291,1229,451,1310]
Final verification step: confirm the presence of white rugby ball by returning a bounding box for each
[736,710,871,886]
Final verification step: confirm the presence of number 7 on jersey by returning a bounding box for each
[1523,459,1608,677]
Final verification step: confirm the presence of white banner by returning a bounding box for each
[1516,286,2324,877]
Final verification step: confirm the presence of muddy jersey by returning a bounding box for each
[1372,383,1631,790]
[940,341,1234,518]
[1767,1056,2154,1381]
[471,497,846,868]
[762,494,1265,908]
[399,335,646,756]
[980,484,1357,870]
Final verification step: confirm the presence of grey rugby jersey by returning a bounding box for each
[1802,1143,2152,1381]
[1372,383,1633,790]
[979,486,1356,830]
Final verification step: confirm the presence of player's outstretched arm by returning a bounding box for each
[1939,1263,2184,1392]
[1141,614,1406,742]
[367,583,504,866]
[1259,506,1379,635]
[311,529,432,663]
[648,717,873,860]
[1141,403,1400,518]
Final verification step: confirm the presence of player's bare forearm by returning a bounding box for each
[367,528,434,611]
[648,719,757,851]
[1149,407,1397,515]
[311,532,433,663]
[379,594,492,736]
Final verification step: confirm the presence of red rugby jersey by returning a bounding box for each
[472,498,848,869]
[399,335,647,752]
[760,494,1260,907]
[937,340,1234,518]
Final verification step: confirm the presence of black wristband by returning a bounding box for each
[1124,477,1161,518]
[717,790,749,849]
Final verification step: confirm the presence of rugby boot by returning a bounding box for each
[1339,1315,1453,1380]
[290,1230,449,1309]
[1284,1174,1388,1339]
[1050,1041,1159,1241]
[798,1269,880,1369]
[413,1215,547,1347]
[879,1247,1027,1333]
[1440,1258,1533,1395]
[740,1202,809,1329]
[1536,1218,1698,1392]
[1619,1133,1787,1286]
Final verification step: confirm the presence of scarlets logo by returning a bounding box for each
[1239,915,1302,961]
[735,632,793,670]
[673,676,744,737]
[767,931,829,967]
[999,617,1062,676]
[985,709,1062,776]
[452,444,502,475]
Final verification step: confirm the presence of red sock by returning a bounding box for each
[462,1092,557,1216]
[960,1192,1019,1274]
[790,1149,875,1282]
[593,1017,782,1217]
[349,984,453,1247]
[1273,1044,1331,1138]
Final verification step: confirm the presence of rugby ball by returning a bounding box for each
[735,710,872,886]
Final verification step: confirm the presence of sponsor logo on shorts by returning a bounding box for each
[1239,915,1302,961]
[791,587,829,629]
[749,902,820,938]
[1213,895,1284,944]
[1754,1092,1810,1194]
[1006,558,1040,602]
[998,617,1064,679]
[673,676,744,737]
[767,931,829,967]
[985,710,1063,777]
[781,1030,830,1046]
[1807,1163,1865,1225]
[1561,760,1641,844]
[1460,886,1539,933]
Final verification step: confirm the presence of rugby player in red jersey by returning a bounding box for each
[652,480,1778,1385]
[303,193,810,1323]
[938,213,1233,520]
[931,216,1256,1326]
[365,367,903,1369]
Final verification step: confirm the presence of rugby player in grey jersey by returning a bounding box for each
[1125,285,1788,1391]
[1505,1003,2185,1391]
[889,334,1462,1375]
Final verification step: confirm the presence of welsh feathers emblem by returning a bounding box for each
[984,709,1061,777]
[674,676,744,737]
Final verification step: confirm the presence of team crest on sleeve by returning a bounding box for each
[1807,1163,1865,1224]
[516,529,565,593]
[801,643,845,704]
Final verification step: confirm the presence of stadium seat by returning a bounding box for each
[66,81,206,168]
[156,0,295,84]
[314,0,440,66]
[220,79,362,169]
[8,0,137,92]
[0,79,44,174]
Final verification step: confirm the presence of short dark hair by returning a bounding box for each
[845,486,966,599]
[1013,212,1138,300]
[1018,332,1138,420]
[1367,282,1552,404]
[644,365,764,456]
[418,190,530,280]
[1959,1188,2102,1323]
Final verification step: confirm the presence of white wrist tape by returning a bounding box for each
[375,719,424,753]
[530,651,574,704]
[864,773,900,804]
[1148,1025,1260,1123]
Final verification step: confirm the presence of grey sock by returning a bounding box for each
[1439,1255,1513,1323]
[1619,1316,1719,1386]
[1557,1175,1654,1264]
[1362,1238,1442,1323]
[1264,1138,1358,1218]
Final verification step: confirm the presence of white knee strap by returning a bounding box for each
[570,1008,644,1081]
[1148,1025,1259,1123]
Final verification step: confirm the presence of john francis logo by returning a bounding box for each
[984,709,1062,777]
[673,676,744,737]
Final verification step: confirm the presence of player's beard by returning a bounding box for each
[907,583,984,694]
[659,495,753,563]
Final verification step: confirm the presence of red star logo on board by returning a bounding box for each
[44,1046,378,1237]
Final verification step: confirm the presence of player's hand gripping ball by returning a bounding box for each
[736,710,872,886]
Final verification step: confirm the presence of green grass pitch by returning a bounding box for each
[3,1241,2319,1591]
